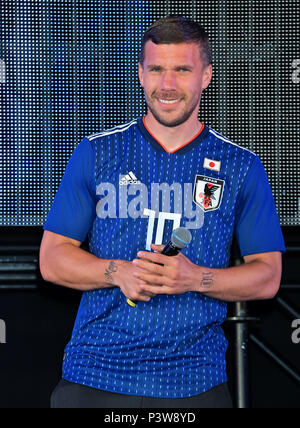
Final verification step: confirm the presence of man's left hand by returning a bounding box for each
[132,244,198,296]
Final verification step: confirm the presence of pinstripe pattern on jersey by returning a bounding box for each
[88,119,138,141]
[209,128,255,155]
[62,117,257,398]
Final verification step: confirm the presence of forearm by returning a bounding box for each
[40,243,126,291]
[193,259,280,302]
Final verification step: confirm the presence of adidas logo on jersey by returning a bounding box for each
[119,171,142,185]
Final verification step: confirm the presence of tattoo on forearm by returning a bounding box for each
[201,271,214,289]
[104,261,118,285]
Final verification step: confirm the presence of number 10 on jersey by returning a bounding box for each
[144,209,182,250]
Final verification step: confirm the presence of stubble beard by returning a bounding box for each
[144,91,201,128]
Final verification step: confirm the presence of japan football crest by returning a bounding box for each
[193,175,225,212]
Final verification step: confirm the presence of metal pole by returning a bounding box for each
[234,301,251,408]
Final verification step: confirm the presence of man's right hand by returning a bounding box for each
[115,260,158,303]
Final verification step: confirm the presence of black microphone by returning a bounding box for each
[127,227,192,307]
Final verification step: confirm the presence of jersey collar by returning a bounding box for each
[137,116,209,154]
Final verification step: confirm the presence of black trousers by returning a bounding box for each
[51,379,233,408]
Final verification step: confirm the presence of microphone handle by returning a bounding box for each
[126,242,181,307]
[161,241,181,257]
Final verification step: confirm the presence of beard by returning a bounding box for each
[144,90,201,128]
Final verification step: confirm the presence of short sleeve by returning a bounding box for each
[43,137,96,242]
[234,155,286,257]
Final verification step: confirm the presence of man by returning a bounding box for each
[40,16,285,408]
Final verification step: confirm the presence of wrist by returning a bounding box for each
[192,265,215,293]
[189,263,202,292]
[108,259,129,287]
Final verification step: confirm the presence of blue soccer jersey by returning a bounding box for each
[44,117,286,398]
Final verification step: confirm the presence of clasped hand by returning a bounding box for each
[118,244,197,302]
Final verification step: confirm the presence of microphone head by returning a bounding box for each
[171,227,192,249]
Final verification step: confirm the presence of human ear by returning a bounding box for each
[138,62,144,88]
[202,64,213,90]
